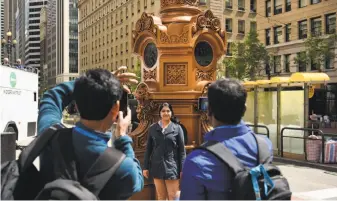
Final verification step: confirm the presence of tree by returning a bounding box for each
[221,31,269,80]
[130,59,141,92]
[294,33,337,71]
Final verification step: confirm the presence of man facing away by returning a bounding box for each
[37,67,144,200]
[180,78,273,200]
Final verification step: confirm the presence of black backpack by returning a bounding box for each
[197,134,292,200]
[1,124,125,200]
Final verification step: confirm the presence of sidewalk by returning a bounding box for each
[274,156,337,172]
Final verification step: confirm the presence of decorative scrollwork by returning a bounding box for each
[165,63,187,85]
[201,82,212,97]
[196,69,213,81]
[160,0,198,8]
[143,67,157,81]
[134,82,150,104]
[132,12,156,42]
[130,101,159,149]
[192,10,222,37]
[159,27,189,44]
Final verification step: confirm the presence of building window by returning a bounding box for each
[299,0,306,8]
[298,20,307,39]
[311,59,318,71]
[285,24,291,42]
[225,0,233,9]
[238,0,245,11]
[144,0,147,8]
[326,13,336,34]
[298,52,306,72]
[285,0,291,12]
[273,56,281,73]
[250,21,257,32]
[227,42,232,56]
[311,0,321,4]
[199,0,206,6]
[284,54,290,72]
[250,0,256,12]
[266,28,271,45]
[325,49,334,69]
[226,18,232,32]
[274,26,282,44]
[266,0,271,17]
[238,20,245,34]
[311,17,322,37]
[274,0,282,15]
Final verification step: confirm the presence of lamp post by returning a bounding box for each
[1,30,17,65]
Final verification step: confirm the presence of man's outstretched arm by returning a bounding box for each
[38,81,75,135]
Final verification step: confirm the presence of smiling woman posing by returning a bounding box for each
[143,102,186,200]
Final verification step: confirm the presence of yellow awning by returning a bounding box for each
[242,81,257,86]
[270,77,290,84]
[256,80,271,85]
[289,73,330,83]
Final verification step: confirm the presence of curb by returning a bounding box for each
[274,156,337,172]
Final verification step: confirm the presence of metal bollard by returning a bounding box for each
[1,132,16,163]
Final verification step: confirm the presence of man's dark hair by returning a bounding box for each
[74,69,122,120]
[207,78,247,125]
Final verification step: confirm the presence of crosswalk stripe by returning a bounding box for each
[293,188,337,200]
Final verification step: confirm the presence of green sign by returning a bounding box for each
[10,72,16,88]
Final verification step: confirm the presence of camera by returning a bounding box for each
[119,90,129,118]
[66,100,77,115]
[198,97,208,111]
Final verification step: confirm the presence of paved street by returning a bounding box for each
[277,162,337,200]
[17,127,337,200]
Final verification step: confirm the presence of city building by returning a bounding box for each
[40,5,47,94]
[15,0,26,63]
[208,0,257,56]
[1,0,17,63]
[1,0,5,61]
[78,0,257,74]
[256,0,337,116]
[24,0,47,73]
[78,0,161,74]
[44,0,79,88]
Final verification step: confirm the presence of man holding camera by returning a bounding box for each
[37,67,143,200]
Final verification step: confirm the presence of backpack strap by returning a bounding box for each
[18,124,66,172]
[35,179,98,200]
[253,134,272,164]
[197,141,245,174]
[51,127,78,180]
[81,147,126,196]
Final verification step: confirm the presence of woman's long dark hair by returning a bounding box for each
[159,102,180,124]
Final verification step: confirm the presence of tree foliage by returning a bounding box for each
[221,31,269,81]
[294,33,337,71]
[130,59,141,92]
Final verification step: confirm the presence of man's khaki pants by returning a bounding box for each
[153,178,179,200]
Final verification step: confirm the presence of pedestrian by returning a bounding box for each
[180,78,291,200]
[143,102,186,200]
[37,67,144,199]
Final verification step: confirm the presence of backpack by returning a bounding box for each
[1,124,125,200]
[197,134,292,200]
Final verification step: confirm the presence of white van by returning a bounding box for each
[0,65,38,144]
